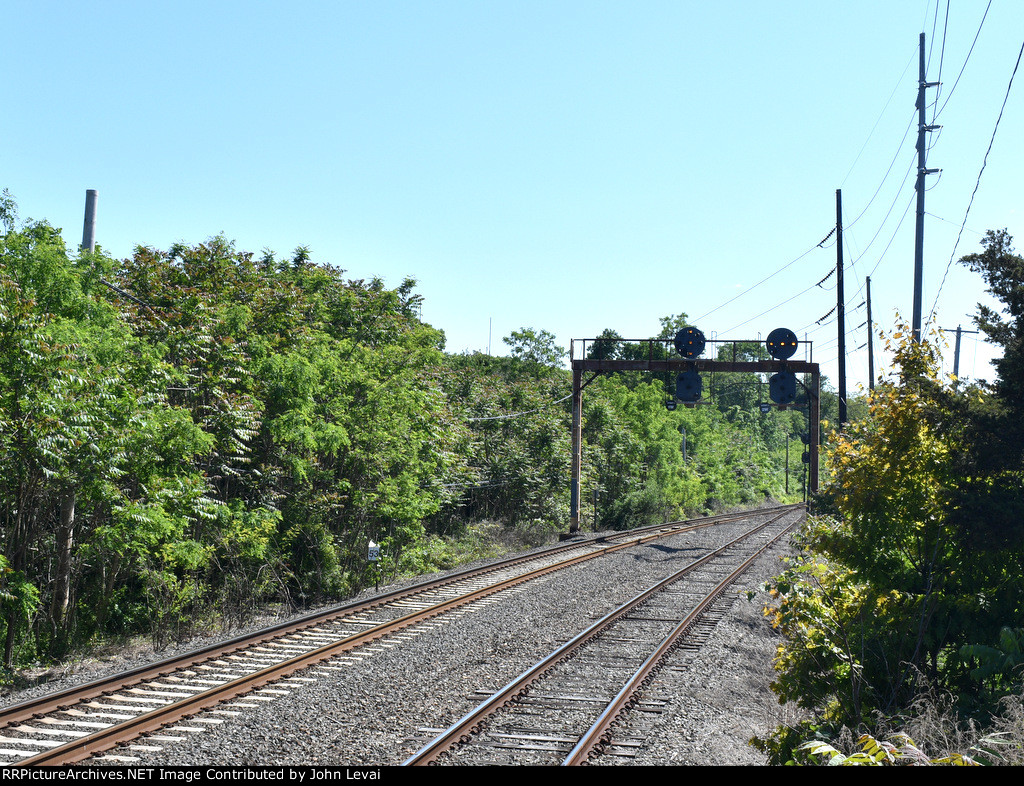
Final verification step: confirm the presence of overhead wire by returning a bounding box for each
[707,37,922,343]
[846,112,917,231]
[466,393,572,421]
[723,183,912,340]
[721,168,913,340]
[692,46,919,338]
[796,2,974,371]
[928,0,949,95]
[796,145,915,344]
[799,188,916,341]
[718,278,826,336]
[933,1,993,122]
[927,34,1024,331]
[840,43,918,197]
[925,211,983,236]
[851,152,917,263]
[691,236,829,325]
[710,5,985,364]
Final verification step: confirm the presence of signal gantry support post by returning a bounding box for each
[570,367,582,533]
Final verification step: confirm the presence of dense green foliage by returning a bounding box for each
[0,196,819,670]
[757,231,1024,764]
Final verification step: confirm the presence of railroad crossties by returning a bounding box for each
[0,506,803,766]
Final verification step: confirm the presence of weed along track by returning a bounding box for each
[0,505,801,766]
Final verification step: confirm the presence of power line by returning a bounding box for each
[712,12,991,350]
[933,1,993,122]
[724,186,913,340]
[466,393,572,421]
[692,237,828,325]
[925,211,984,235]
[840,45,918,195]
[719,183,911,339]
[719,278,824,336]
[928,35,1024,330]
[845,113,916,231]
[819,190,916,336]
[929,0,951,124]
[842,151,917,273]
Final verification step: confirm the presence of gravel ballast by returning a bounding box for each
[3,515,805,766]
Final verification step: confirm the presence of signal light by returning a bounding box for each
[676,370,702,403]
[766,327,798,360]
[673,327,706,359]
[769,371,797,404]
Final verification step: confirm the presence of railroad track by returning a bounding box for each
[0,504,799,766]
[404,506,802,765]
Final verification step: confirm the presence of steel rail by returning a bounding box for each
[403,508,795,766]
[10,506,797,765]
[561,513,801,765]
[1,504,794,729]
[15,545,603,765]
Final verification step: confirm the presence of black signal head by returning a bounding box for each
[766,327,798,360]
[673,327,706,359]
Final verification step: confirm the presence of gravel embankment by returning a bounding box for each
[3,517,805,766]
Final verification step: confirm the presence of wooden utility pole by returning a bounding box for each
[837,189,847,425]
[954,324,962,379]
[785,436,790,495]
[945,325,980,383]
[867,276,875,391]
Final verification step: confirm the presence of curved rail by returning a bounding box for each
[404,507,801,765]
[2,505,788,727]
[1,504,800,765]
[562,513,799,764]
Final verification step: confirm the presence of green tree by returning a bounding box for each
[759,322,1024,760]
[586,328,624,361]
[0,213,215,660]
[948,230,1024,550]
[657,313,694,341]
[503,327,565,368]
[960,229,1024,412]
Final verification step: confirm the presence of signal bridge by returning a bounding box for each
[567,327,820,534]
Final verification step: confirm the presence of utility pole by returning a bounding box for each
[81,189,98,252]
[836,189,847,425]
[954,324,962,378]
[913,32,941,341]
[868,274,876,390]
[945,325,980,382]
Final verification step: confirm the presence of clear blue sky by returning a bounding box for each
[4,1,1022,393]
